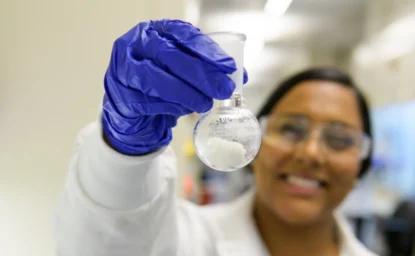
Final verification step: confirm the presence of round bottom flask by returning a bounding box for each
[193,95,262,171]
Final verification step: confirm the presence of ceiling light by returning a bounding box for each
[264,0,293,16]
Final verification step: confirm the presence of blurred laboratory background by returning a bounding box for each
[1,0,415,255]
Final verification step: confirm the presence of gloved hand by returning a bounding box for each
[102,19,248,155]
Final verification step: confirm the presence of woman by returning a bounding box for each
[53,19,377,256]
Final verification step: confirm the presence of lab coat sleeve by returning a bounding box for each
[52,121,180,256]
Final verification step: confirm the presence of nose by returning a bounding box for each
[293,131,326,168]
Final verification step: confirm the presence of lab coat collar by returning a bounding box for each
[215,189,268,255]
[215,188,376,256]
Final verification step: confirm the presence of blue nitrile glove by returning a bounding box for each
[102,19,249,155]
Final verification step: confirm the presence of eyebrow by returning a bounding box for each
[326,121,357,130]
[279,113,307,120]
[275,113,359,129]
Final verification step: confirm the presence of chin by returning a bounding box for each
[273,199,328,226]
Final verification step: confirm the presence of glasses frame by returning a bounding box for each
[259,116,371,159]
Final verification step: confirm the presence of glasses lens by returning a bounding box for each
[264,116,368,159]
[323,128,358,151]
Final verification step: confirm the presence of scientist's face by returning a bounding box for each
[253,80,363,226]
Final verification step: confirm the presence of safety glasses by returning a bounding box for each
[259,115,371,160]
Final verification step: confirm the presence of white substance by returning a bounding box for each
[204,137,247,171]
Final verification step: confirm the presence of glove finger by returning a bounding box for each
[243,67,249,84]
[149,19,237,74]
[123,58,215,113]
[104,72,195,117]
[131,34,236,99]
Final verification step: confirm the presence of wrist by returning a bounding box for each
[103,129,160,156]
[101,115,172,155]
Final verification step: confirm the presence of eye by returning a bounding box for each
[276,123,306,141]
[324,131,356,150]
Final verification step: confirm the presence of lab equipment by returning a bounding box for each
[193,32,262,172]
[384,200,415,256]
[101,20,239,155]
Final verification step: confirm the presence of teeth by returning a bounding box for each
[287,175,320,188]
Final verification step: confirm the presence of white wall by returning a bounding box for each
[0,1,186,255]
[351,0,415,106]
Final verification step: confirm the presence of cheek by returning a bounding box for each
[327,158,361,207]
[254,139,291,170]
[253,140,291,200]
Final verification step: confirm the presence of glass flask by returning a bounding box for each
[193,32,262,172]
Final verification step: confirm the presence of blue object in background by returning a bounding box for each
[371,100,415,197]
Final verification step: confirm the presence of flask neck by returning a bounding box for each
[218,94,245,108]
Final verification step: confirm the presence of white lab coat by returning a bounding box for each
[53,121,378,256]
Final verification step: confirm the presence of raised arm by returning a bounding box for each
[52,19,238,256]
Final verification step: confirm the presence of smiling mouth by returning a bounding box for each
[276,173,328,189]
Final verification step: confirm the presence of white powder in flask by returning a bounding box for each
[204,137,247,171]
